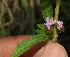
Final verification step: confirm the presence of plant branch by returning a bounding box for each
[52,0,61,43]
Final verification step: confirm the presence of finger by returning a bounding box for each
[33,43,68,57]
[0,35,49,57]
[0,35,33,57]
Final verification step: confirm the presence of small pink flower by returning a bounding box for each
[50,17,56,25]
[46,17,50,22]
[45,17,55,30]
[46,22,51,30]
[44,22,50,30]
[44,17,56,30]
[54,20,56,23]
[57,27,61,30]
[46,17,56,25]
[57,21,63,30]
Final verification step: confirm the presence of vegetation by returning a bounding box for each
[0,0,70,57]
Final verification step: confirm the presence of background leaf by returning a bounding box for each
[12,34,49,57]
[37,24,45,29]
[36,24,46,34]
[40,0,53,22]
[35,29,46,34]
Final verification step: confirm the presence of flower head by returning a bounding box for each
[44,17,64,31]
[57,21,63,30]
[44,17,56,30]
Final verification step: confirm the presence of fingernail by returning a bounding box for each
[41,43,68,57]
[33,46,45,57]
[66,56,68,57]
[66,52,68,57]
[40,47,45,53]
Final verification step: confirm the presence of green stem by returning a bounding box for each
[52,0,61,43]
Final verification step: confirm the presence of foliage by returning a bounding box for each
[0,0,69,56]
[12,34,49,57]
[12,0,53,57]
[40,0,53,21]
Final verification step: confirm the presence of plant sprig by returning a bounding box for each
[12,0,64,57]
[52,0,61,43]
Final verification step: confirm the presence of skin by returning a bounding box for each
[0,35,68,57]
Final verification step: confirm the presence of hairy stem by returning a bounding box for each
[52,0,61,43]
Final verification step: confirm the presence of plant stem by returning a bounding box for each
[52,0,61,43]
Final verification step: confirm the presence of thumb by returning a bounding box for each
[33,43,68,57]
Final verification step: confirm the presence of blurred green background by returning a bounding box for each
[0,0,70,56]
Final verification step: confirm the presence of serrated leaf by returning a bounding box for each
[12,34,49,57]
[40,0,53,22]
[37,24,45,29]
[35,29,46,34]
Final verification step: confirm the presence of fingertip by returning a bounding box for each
[13,35,33,44]
[0,35,33,57]
[34,43,68,57]
[41,43,68,57]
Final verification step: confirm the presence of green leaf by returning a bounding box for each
[35,29,46,34]
[40,0,53,22]
[12,34,49,57]
[37,24,45,29]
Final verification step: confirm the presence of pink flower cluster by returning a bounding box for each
[57,21,63,30]
[44,17,63,30]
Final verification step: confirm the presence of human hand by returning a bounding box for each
[0,35,68,57]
